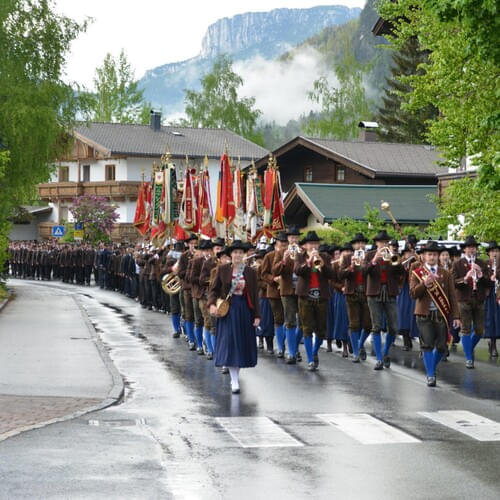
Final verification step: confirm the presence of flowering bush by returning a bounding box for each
[70,195,119,243]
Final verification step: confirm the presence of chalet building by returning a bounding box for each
[284,183,437,228]
[251,124,445,196]
[37,111,268,241]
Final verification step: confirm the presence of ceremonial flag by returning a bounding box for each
[199,169,216,238]
[179,167,196,230]
[220,153,235,225]
[133,181,150,236]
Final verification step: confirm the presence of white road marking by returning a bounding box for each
[216,417,303,448]
[316,413,421,445]
[419,410,500,441]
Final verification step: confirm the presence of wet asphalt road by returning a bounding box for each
[0,280,499,500]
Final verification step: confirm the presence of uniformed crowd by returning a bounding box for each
[7,230,499,391]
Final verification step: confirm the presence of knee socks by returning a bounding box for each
[295,328,303,350]
[372,333,382,361]
[433,349,444,372]
[171,313,181,333]
[285,328,297,357]
[461,334,473,361]
[195,326,203,348]
[350,331,360,357]
[185,321,195,343]
[276,325,285,352]
[471,333,481,350]
[383,333,396,357]
[359,330,370,350]
[422,351,435,377]
[203,328,213,353]
[304,336,314,363]
[313,336,323,356]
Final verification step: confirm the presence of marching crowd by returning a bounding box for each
[7,229,500,393]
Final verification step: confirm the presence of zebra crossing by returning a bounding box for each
[216,411,500,448]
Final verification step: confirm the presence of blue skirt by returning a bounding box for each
[327,288,335,340]
[485,287,500,339]
[215,295,258,368]
[258,297,274,337]
[333,291,349,341]
[397,282,419,338]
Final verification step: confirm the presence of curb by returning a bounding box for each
[0,294,124,443]
[0,290,13,313]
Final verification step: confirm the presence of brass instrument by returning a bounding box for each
[380,246,400,266]
[471,254,478,291]
[288,243,301,260]
[311,251,323,270]
[380,200,405,241]
[401,254,417,267]
[162,273,182,295]
[352,249,365,266]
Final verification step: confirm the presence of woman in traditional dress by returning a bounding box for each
[484,241,499,357]
[208,240,261,394]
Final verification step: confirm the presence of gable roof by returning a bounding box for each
[252,136,445,178]
[285,183,437,224]
[74,122,268,160]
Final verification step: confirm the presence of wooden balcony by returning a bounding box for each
[39,222,141,242]
[38,181,141,202]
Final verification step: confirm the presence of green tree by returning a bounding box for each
[304,27,372,140]
[90,49,147,123]
[429,177,500,240]
[376,37,437,143]
[0,0,88,268]
[183,55,263,144]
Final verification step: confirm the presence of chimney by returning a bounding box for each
[150,110,162,131]
[358,121,378,141]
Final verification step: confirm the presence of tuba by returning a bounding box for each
[162,273,182,295]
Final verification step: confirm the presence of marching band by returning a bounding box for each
[6,231,500,391]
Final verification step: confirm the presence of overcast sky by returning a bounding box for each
[55,0,366,88]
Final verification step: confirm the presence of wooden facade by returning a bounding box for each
[38,181,141,203]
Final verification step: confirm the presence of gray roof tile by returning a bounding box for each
[306,137,445,176]
[74,122,268,160]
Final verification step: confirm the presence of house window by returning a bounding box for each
[337,167,345,182]
[83,164,90,182]
[105,164,116,181]
[304,167,313,182]
[59,166,69,182]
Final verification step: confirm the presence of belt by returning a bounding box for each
[418,310,443,322]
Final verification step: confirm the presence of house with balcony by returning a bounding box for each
[37,111,268,241]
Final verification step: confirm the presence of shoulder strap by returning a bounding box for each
[226,264,246,300]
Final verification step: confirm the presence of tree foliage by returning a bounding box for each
[304,26,372,140]
[183,55,263,144]
[376,37,437,143]
[377,0,499,184]
[90,49,149,124]
[69,195,119,244]
[429,177,500,240]
[0,0,88,267]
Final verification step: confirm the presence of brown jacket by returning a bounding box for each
[410,265,460,319]
[452,257,492,302]
[338,255,368,294]
[293,251,335,299]
[207,263,261,318]
[272,248,296,296]
[363,250,405,297]
[261,250,280,299]
[190,256,206,299]
[177,250,193,288]
[257,263,267,298]
[200,256,217,298]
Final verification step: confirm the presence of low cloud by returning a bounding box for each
[234,47,338,125]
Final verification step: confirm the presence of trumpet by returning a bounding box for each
[310,251,323,269]
[287,243,302,260]
[352,249,365,266]
[379,246,401,266]
[401,254,417,267]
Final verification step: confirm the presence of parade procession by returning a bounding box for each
[7,149,500,393]
[2,0,500,498]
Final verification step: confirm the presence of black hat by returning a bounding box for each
[286,225,301,236]
[448,246,460,257]
[328,244,340,254]
[174,241,185,252]
[486,241,499,253]
[461,236,480,248]
[422,240,441,253]
[319,243,330,253]
[244,241,255,252]
[373,230,391,242]
[351,232,369,244]
[212,237,225,247]
[216,246,230,258]
[439,245,450,254]
[389,239,399,247]
[184,234,198,243]
[407,234,418,246]
[199,239,213,250]
[227,239,248,254]
[255,249,267,260]
[341,242,354,252]
[402,243,413,253]
[275,231,288,242]
[299,238,306,246]
[303,231,322,242]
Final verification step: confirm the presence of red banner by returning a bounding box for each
[220,153,235,224]
[133,181,150,235]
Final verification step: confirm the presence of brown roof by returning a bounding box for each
[74,122,268,160]
[251,136,445,178]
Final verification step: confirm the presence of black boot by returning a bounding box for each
[489,339,498,358]
[342,341,349,358]
[258,337,264,349]
[402,331,412,351]
[265,336,274,354]
[326,339,333,352]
